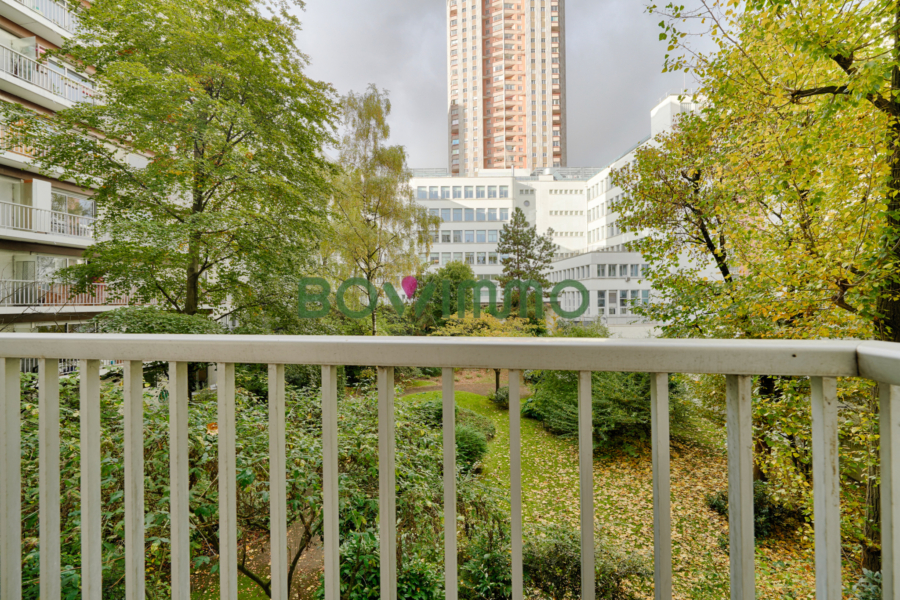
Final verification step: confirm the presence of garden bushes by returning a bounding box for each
[705,480,802,540]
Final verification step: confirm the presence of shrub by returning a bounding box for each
[413,398,495,440]
[852,570,881,600]
[488,386,510,409]
[455,425,489,471]
[529,370,695,447]
[522,523,650,600]
[705,481,801,540]
[459,527,512,600]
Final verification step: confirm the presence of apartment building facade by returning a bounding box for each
[447,0,567,177]
[417,95,701,335]
[0,0,112,333]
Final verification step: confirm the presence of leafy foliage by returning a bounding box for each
[89,307,225,334]
[705,481,802,541]
[488,386,509,410]
[455,425,489,471]
[852,570,882,600]
[2,0,338,318]
[496,207,556,290]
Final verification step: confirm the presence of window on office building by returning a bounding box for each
[465,208,475,221]
[630,264,639,278]
[441,186,451,199]
[476,208,486,221]
[465,230,475,243]
[619,265,628,277]
[417,187,427,199]
[465,186,474,198]
[441,208,451,222]
[429,186,439,199]
[442,252,451,264]
[465,252,475,265]
[453,208,463,221]
[608,291,618,316]
[597,264,606,277]
[441,231,451,243]
[488,230,498,243]
[597,292,606,315]
[453,230,462,243]
[488,208,498,221]
[453,186,463,199]
[476,230,487,243]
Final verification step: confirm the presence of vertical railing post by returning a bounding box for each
[1,357,22,600]
[39,359,61,600]
[169,362,190,600]
[881,383,900,598]
[810,377,841,599]
[378,367,398,600]
[322,366,340,600]
[269,364,288,600]
[509,370,523,600]
[578,371,595,598]
[79,360,102,600]
[218,363,237,600]
[725,375,755,600]
[123,361,145,600]
[650,373,672,599]
[443,368,458,600]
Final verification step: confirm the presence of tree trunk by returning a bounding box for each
[494,368,501,393]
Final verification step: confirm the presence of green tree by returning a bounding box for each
[1,0,338,320]
[415,260,475,332]
[327,85,439,336]
[496,207,556,289]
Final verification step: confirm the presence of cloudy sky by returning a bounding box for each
[295,0,695,170]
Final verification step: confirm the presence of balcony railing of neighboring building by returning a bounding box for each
[11,0,79,33]
[0,279,130,307]
[2,335,900,600]
[0,201,95,238]
[0,44,94,104]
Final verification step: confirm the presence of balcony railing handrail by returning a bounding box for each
[0,44,94,104]
[0,200,95,238]
[1,334,899,600]
[11,0,79,32]
[0,279,127,307]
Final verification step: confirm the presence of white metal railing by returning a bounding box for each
[0,201,95,238]
[1,335,900,600]
[0,45,94,104]
[0,280,129,307]
[11,0,79,32]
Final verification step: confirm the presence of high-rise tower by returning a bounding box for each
[447,0,567,176]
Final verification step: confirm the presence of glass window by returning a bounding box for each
[429,208,439,217]
[642,290,650,305]
[597,264,606,277]
[488,208,498,221]
[476,208,486,221]
[488,230,498,243]
[441,208,451,222]
[465,186,475,198]
[431,253,440,265]
[441,186,451,199]
[630,264,639,277]
[476,186,486,198]
[429,186,440,199]
[608,291,618,316]
[453,230,462,243]
[477,252,487,265]
[453,208,463,221]
[52,192,95,218]
[620,292,629,315]
[641,264,649,277]
[465,208,475,221]
[453,252,463,262]
[441,231,451,243]
[430,230,439,243]
[608,264,616,277]
[442,252,451,264]
[465,252,475,265]
[465,230,475,243]
[488,186,498,198]
[619,265,628,277]
[499,186,509,198]
[476,230,486,243]
[500,208,509,220]
[488,252,498,265]
[597,291,606,314]
[417,186,427,200]
[453,186,463,199]
[631,290,640,307]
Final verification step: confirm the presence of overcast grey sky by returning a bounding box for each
[295,0,693,170]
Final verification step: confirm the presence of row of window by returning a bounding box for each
[428,207,510,222]
[433,229,500,243]
[424,252,502,266]
[549,210,583,216]
[551,264,648,282]
[418,185,510,199]
[556,289,650,316]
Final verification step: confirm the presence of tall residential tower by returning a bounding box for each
[447,0,567,176]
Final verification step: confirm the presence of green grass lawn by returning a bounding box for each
[191,572,271,600]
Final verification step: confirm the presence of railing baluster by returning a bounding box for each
[725,375,755,599]
[578,371,595,598]
[810,377,840,599]
[378,367,397,600]
[124,361,144,600]
[169,362,190,600]
[881,383,900,598]
[269,364,288,600]
[39,359,61,600]
[650,373,672,599]
[218,363,237,600]
[80,360,102,600]
[509,369,523,600]
[443,368,458,600]
[1,357,22,600]
[322,366,340,600]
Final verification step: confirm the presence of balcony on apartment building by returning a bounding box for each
[0,35,94,111]
[0,0,78,47]
[1,335,900,599]
[0,279,128,309]
[0,179,95,245]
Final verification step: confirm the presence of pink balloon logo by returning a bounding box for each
[402,276,419,297]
